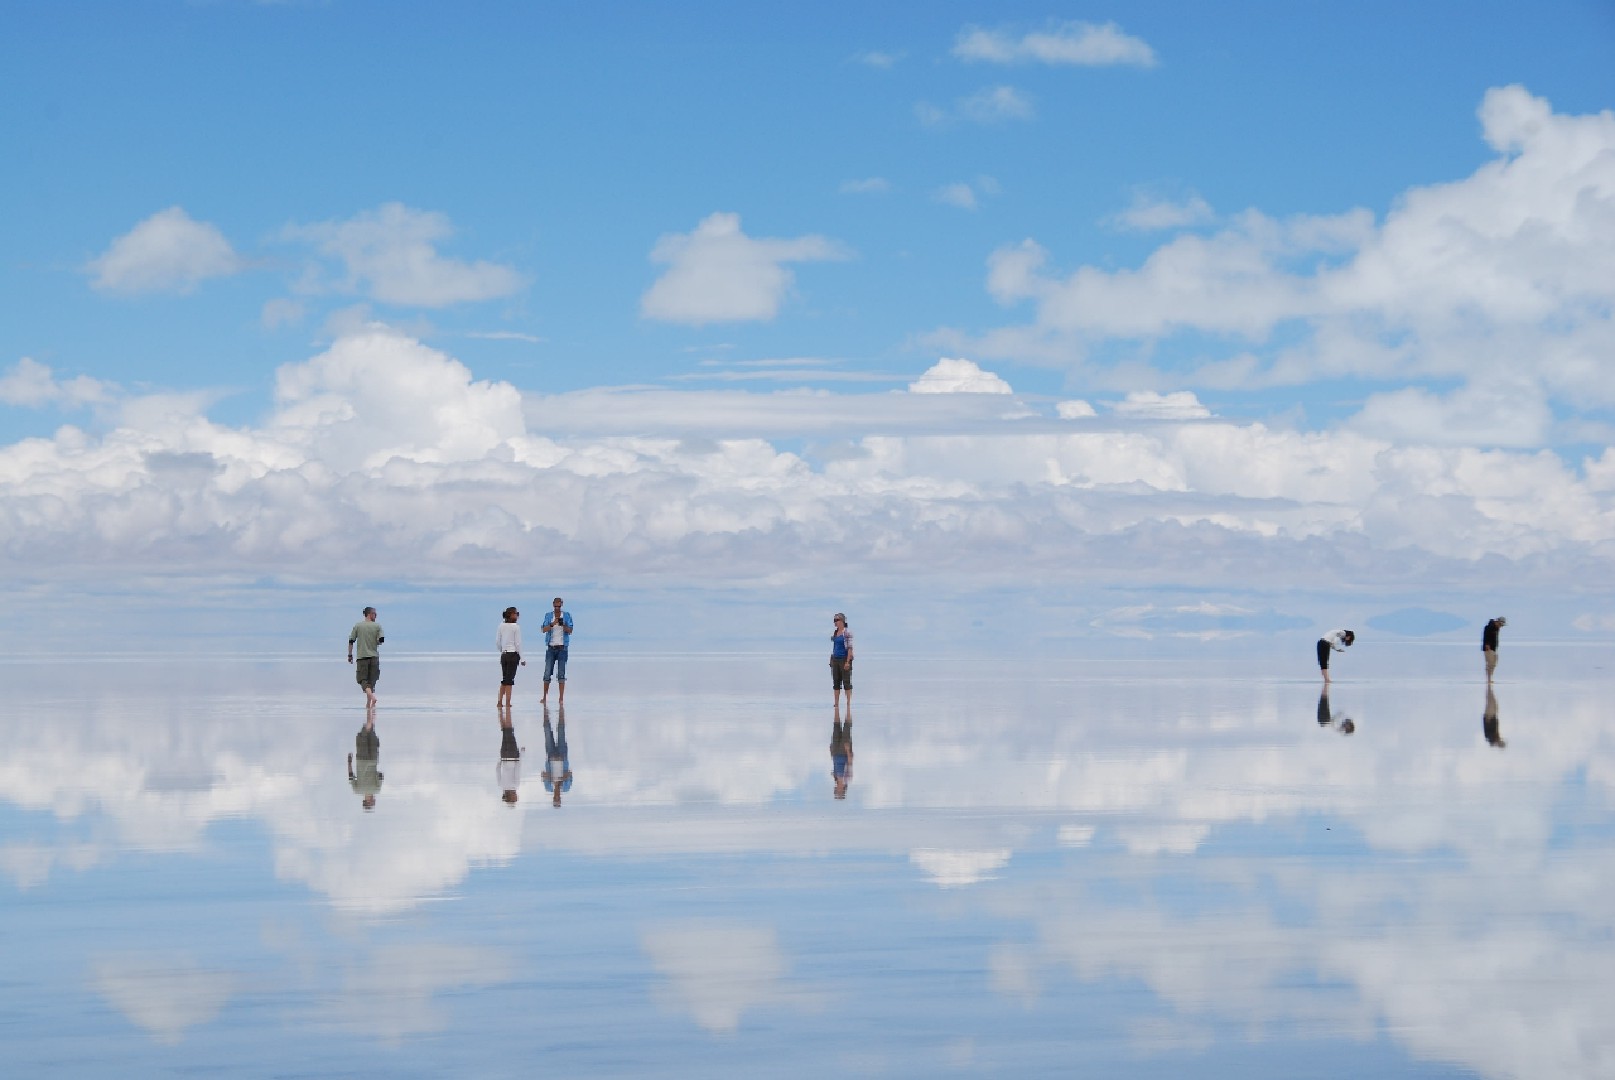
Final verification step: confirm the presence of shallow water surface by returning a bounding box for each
[2,651,1610,1078]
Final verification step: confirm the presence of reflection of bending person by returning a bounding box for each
[499,710,523,803]
[543,708,572,807]
[1484,687,1505,748]
[830,707,854,800]
[347,706,383,810]
[1316,629,1354,684]
[1315,690,1354,735]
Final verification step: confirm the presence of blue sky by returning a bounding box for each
[3,2,1614,644]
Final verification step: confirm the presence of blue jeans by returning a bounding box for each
[543,645,568,683]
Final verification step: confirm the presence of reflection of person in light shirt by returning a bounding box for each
[543,707,572,807]
[347,705,383,810]
[1314,690,1354,735]
[830,706,854,800]
[499,710,523,804]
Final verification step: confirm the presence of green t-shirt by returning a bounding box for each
[349,620,384,659]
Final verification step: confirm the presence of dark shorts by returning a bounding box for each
[1316,639,1331,670]
[830,656,852,691]
[355,656,380,689]
[501,651,521,686]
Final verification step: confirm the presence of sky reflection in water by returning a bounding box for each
[2,650,1610,1078]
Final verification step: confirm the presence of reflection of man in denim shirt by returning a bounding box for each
[543,708,573,807]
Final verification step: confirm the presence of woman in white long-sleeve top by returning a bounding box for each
[497,606,525,707]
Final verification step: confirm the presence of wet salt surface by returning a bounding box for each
[2,648,1611,1078]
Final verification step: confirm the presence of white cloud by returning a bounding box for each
[960,84,1034,123]
[0,357,111,408]
[284,202,524,308]
[1056,399,1097,419]
[910,847,1012,887]
[951,87,1615,441]
[953,21,1157,68]
[86,207,243,294]
[1111,391,1211,419]
[1349,378,1554,447]
[935,183,978,210]
[908,357,1013,394]
[1572,613,1615,632]
[92,954,234,1044]
[1108,191,1215,231]
[1,328,1613,592]
[917,86,1033,127]
[640,212,849,325]
[642,920,821,1033]
[839,176,891,195]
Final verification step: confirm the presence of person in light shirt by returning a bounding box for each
[496,606,524,708]
[542,707,572,807]
[347,705,383,810]
[1315,628,1354,684]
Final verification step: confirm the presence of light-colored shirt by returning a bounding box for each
[497,623,522,653]
[349,620,384,659]
[1322,629,1351,652]
[544,611,573,647]
[497,758,521,791]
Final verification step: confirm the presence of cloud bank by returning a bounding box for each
[1,329,1611,598]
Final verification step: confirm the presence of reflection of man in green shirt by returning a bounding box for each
[347,707,383,810]
[346,606,384,705]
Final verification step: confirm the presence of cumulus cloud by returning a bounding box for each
[1057,399,1097,419]
[935,182,978,210]
[953,21,1157,68]
[640,212,849,325]
[0,328,1612,593]
[86,207,243,294]
[910,847,1012,887]
[643,920,822,1033]
[919,86,1033,127]
[92,954,234,1044]
[908,357,1013,394]
[1107,191,1215,231]
[951,87,1615,439]
[1111,391,1211,419]
[284,202,524,307]
[0,358,111,409]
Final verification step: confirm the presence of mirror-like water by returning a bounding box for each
[3,649,1610,1078]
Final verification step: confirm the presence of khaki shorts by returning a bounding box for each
[830,657,852,691]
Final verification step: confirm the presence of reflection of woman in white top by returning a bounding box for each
[496,607,524,708]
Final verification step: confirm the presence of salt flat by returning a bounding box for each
[2,648,1610,1078]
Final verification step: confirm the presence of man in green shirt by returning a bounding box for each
[347,606,385,705]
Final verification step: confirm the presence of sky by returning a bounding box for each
[3,1,1614,649]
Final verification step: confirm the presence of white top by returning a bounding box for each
[1322,629,1351,652]
[497,758,521,790]
[497,623,522,653]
